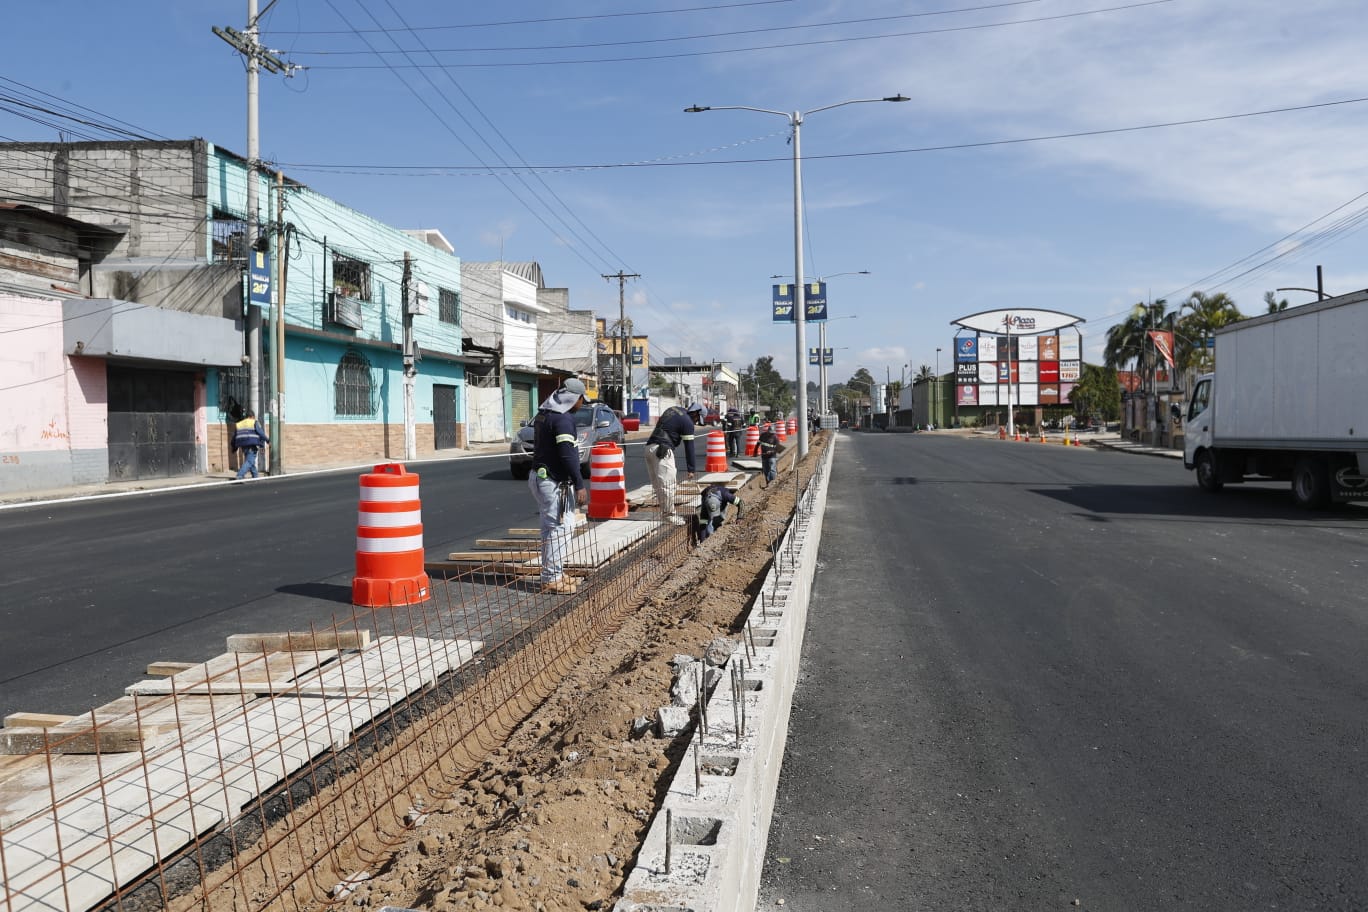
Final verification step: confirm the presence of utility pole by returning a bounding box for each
[273,169,286,473]
[602,271,639,413]
[214,1,297,432]
[402,252,416,461]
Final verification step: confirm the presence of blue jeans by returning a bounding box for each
[529,473,577,582]
[235,446,260,479]
[761,455,776,482]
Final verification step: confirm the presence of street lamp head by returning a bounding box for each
[684,105,710,113]
[884,95,911,103]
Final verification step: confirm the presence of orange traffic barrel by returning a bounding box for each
[774,421,788,443]
[787,418,797,436]
[744,425,760,456]
[353,463,430,608]
[587,441,628,519]
[705,429,728,472]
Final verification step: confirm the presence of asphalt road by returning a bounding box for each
[0,444,654,718]
[760,431,1368,911]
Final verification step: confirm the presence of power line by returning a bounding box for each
[305,0,1174,69]
[288,0,1044,54]
[264,0,798,34]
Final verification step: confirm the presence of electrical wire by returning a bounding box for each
[305,0,1174,69]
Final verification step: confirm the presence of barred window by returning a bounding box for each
[439,287,459,325]
[211,210,247,264]
[218,365,250,418]
[334,350,375,417]
[332,252,371,302]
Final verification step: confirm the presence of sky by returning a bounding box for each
[6,0,1368,389]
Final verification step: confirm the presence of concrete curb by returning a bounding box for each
[614,439,836,912]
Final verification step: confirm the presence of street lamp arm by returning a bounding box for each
[803,95,909,117]
[685,104,790,119]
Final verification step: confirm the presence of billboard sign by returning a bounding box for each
[805,282,827,322]
[956,336,978,362]
[953,308,1085,334]
[1060,360,1081,381]
[957,384,978,405]
[978,336,998,362]
[1060,334,1081,360]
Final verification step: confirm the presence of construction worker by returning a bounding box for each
[645,401,702,525]
[757,423,781,486]
[697,482,741,541]
[528,378,588,594]
[723,407,744,457]
[232,409,268,480]
[748,409,762,427]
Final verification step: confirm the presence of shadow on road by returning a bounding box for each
[1033,483,1368,525]
[276,582,356,605]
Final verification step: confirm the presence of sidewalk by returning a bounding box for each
[0,429,661,509]
[970,427,1184,460]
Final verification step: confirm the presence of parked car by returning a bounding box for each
[508,400,625,479]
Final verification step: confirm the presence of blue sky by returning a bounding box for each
[6,0,1368,386]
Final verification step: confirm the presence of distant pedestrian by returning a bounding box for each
[645,401,702,525]
[697,482,741,541]
[232,410,268,480]
[757,424,780,485]
[528,378,588,594]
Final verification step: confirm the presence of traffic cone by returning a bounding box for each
[1073,433,1081,447]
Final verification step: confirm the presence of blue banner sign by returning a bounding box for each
[773,281,828,322]
[249,250,271,309]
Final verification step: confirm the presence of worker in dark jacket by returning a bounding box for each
[645,401,702,525]
[232,410,268,480]
[528,378,588,594]
[723,408,744,457]
[697,483,741,541]
[757,424,781,486]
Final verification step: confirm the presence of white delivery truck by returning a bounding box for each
[1183,288,1368,509]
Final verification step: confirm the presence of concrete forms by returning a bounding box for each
[614,441,835,912]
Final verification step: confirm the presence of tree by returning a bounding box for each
[740,355,794,418]
[1068,363,1121,422]
[1175,291,1242,373]
[1264,290,1289,313]
[1103,299,1170,372]
[913,364,934,382]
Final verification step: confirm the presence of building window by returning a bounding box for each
[439,287,459,324]
[333,252,372,302]
[218,365,250,418]
[211,209,247,264]
[505,305,534,324]
[335,350,375,417]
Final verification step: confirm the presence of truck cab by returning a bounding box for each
[1183,373,1215,485]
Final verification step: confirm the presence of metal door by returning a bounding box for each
[510,382,534,427]
[433,384,458,450]
[107,366,196,480]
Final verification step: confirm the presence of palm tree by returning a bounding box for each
[1264,290,1289,313]
[1175,291,1242,373]
[913,364,934,382]
[1103,299,1170,374]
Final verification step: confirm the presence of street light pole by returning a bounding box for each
[935,347,941,428]
[687,96,908,457]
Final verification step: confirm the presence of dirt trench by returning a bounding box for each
[195,437,827,912]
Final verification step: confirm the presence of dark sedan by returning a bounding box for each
[508,400,625,479]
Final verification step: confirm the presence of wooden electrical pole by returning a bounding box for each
[602,271,639,412]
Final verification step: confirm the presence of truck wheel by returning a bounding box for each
[1195,450,1223,492]
[1292,456,1330,509]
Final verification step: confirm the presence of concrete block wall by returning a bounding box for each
[615,441,836,912]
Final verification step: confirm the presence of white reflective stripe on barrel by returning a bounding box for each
[590,480,626,491]
[358,484,420,503]
[356,533,424,553]
[357,509,423,528]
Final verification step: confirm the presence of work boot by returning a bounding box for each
[542,576,579,594]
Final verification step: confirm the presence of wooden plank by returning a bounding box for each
[145,661,198,676]
[124,680,390,698]
[3,713,74,729]
[446,549,538,561]
[0,725,158,756]
[226,630,371,653]
[475,537,547,548]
